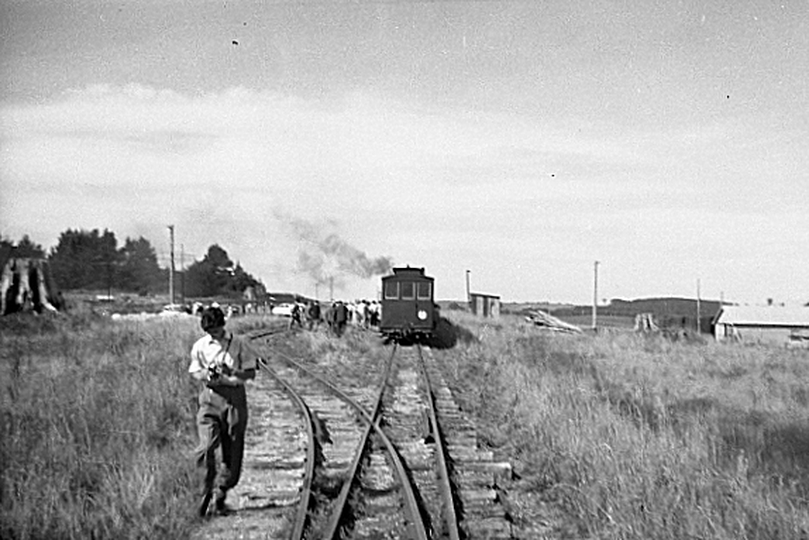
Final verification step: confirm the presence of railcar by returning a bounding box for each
[380,266,437,340]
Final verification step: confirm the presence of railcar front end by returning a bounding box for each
[380,267,436,340]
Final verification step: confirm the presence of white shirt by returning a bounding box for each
[188,331,259,375]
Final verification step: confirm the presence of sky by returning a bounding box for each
[1,0,807,305]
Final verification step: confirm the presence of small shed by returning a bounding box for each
[469,292,500,319]
[713,306,809,346]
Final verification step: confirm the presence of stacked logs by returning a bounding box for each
[1,258,62,315]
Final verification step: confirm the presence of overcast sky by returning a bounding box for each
[1,0,807,304]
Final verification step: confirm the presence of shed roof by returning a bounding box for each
[715,306,809,327]
[470,292,500,300]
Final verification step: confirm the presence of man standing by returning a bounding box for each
[333,301,348,337]
[289,302,303,330]
[189,306,259,517]
[307,300,321,330]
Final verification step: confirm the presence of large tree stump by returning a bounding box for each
[1,258,62,315]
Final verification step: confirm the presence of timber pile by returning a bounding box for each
[525,309,583,334]
[1,257,62,315]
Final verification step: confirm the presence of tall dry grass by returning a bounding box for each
[5,308,809,539]
[0,313,203,540]
[0,311,358,540]
[433,311,809,539]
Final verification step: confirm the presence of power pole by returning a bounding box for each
[592,261,599,331]
[180,243,185,305]
[168,225,175,305]
[696,278,701,333]
[465,269,471,305]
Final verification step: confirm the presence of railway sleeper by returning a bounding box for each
[448,446,495,461]
[445,435,478,447]
[461,517,514,540]
[351,513,410,539]
[456,461,513,482]
[245,457,306,470]
[460,503,511,520]
[460,488,499,504]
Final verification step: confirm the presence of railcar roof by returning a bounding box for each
[383,267,433,280]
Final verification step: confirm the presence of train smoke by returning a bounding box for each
[283,215,393,289]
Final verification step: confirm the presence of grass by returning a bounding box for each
[432,311,809,539]
[0,312,202,540]
[3,309,809,539]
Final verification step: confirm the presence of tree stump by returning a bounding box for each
[1,258,62,315]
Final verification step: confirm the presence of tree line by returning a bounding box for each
[0,230,264,299]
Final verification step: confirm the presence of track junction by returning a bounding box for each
[193,325,513,540]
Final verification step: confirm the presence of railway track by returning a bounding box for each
[193,327,513,540]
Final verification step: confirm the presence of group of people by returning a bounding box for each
[287,299,382,336]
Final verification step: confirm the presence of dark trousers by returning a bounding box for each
[194,387,248,499]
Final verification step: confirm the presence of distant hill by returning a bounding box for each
[603,297,722,318]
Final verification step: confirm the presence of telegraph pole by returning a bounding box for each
[168,225,175,305]
[696,278,701,333]
[465,269,471,305]
[592,261,600,331]
[180,244,185,305]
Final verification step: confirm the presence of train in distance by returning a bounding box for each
[379,266,438,341]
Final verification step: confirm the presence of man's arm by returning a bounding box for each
[211,336,259,387]
[189,343,209,382]
[210,366,255,386]
[232,368,256,383]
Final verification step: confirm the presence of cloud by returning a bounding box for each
[1,84,655,176]
[2,84,675,234]
[3,83,806,303]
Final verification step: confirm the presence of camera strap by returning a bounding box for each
[212,334,233,370]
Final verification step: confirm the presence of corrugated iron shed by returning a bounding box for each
[714,306,809,327]
[714,305,809,346]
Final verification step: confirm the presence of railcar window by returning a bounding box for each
[417,282,431,299]
[401,282,415,300]
[384,281,399,300]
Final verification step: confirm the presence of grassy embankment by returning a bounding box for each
[4,309,809,539]
[434,311,809,539]
[0,312,207,540]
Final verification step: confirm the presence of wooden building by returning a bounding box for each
[469,292,500,319]
[713,305,809,346]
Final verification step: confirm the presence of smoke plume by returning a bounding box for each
[282,214,393,289]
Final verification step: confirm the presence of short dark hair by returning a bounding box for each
[200,306,226,331]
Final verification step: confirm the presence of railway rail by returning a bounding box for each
[193,326,512,540]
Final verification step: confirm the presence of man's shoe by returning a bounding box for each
[213,492,235,516]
